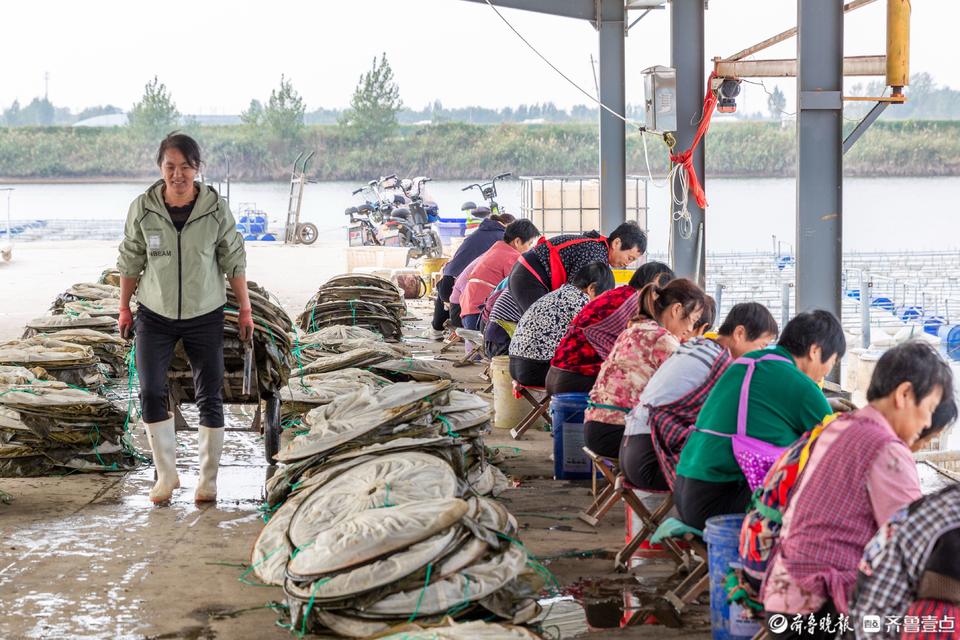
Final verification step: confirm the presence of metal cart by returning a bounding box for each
[167,340,283,464]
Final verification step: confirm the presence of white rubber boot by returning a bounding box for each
[144,414,179,503]
[195,426,224,503]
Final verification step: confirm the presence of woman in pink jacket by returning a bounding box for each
[459,219,539,330]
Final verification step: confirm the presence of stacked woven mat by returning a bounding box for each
[0,366,137,476]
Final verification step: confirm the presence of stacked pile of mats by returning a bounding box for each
[0,337,106,389]
[19,276,130,383]
[297,274,407,340]
[250,380,543,637]
[0,366,137,476]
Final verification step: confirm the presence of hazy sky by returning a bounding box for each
[1,0,955,116]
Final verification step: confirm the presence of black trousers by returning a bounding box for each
[449,303,463,329]
[673,474,752,531]
[545,366,596,396]
[620,434,670,491]
[584,420,624,459]
[135,305,225,428]
[509,356,550,388]
[431,275,455,331]
[508,262,550,313]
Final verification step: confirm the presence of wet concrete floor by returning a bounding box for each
[0,301,712,640]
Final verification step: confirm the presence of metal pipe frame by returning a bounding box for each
[796,0,844,325]
[669,0,706,286]
[598,0,627,234]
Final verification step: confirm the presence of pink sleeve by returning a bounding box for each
[866,441,922,527]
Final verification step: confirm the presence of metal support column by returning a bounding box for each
[670,0,706,286]
[598,0,626,234]
[796,0,843,319]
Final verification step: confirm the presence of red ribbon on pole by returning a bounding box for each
[669,72,718,209]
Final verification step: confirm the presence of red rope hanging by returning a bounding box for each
[668,72,719,209]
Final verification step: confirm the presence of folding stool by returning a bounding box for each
[614,479,686,569]
[509,381,551,440]
[577,447,622,527]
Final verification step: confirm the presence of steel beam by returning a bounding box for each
[598,0,626,234]
[843,101,889,154]
[796,0,843,322]
[670,0,706,286]
[457,0,595,20]
[714,55,886,79]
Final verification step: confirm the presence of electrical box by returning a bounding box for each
[642,65,677,133]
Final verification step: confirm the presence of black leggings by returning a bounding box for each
[545,367,596,395]
[508,262,550,313]
[135,305,225,428]
[673,474,752,531]
[620,434,669,491]
[509,356,550,388]
[431,275,455,331]
[583,421,624,459]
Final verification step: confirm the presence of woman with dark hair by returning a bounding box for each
[424,213,515,340]
[546,261,674,396]
[508,220,648,313]
[674,309,845,530]
[509,262,615,388]
[620,302,779,491]
[459,219,540,330]
[761,341,955,635]
[117,132,250,504]
[583,278,708,459]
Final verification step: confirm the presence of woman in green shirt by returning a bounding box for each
[674,310,845,530]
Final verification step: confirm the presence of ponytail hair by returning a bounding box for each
[636,278,707,324]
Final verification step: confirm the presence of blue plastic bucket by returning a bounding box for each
[939,325,960,362]
[704,514,759,640]
[549,392,593,480]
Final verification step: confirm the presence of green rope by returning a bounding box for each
[89,424,120,471]
[348,300,357,326]
[437,414,459,438]
[443,573,474,618]
[407,562,434,623]
[586,401,631,413]
[296,578,329,638]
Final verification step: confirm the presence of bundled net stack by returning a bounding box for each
[293,325,412,363]
[0,337,105,389]
[278,368,393,422]
[251,452,541,637]
[31,329,128,377]
[297,274,407,340]
[49,282,123,317]
[0,365,138,476]
[265,381,505,514]
[22,314,118,339]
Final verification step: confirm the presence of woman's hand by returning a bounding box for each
[118,307,134,339]
[238,306,254,342]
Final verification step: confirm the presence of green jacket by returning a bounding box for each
[117,180,246,320]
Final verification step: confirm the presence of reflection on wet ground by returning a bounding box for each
[0,405,285,640]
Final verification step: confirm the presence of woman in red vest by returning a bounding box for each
[507,221,647,313]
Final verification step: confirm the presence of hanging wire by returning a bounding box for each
[480,0,655,132]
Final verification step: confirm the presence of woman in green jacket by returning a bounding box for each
[117,133,253,504]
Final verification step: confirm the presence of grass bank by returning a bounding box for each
[0,120,957,182]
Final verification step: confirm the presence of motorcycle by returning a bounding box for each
[384,176,443,263]
[344,175,401,247]
[460,172,511,218]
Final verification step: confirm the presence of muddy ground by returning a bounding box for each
[0,244,711,640]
